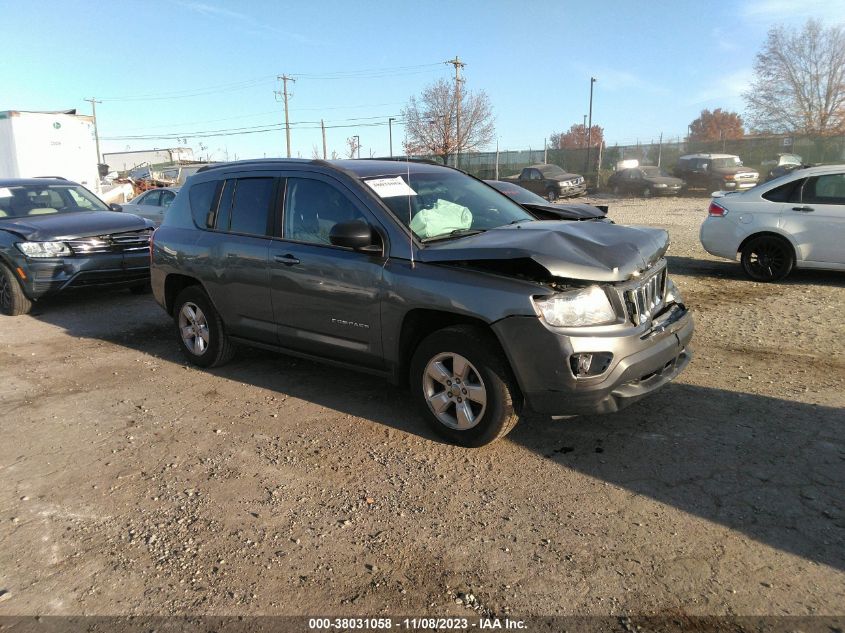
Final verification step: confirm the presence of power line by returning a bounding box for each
[101,118,405,141]
[100,76,277,102]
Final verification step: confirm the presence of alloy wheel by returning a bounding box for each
[746,240,789,280]
[422,352,487,430]
[178,302,210,356]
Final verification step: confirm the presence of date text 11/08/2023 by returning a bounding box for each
[308,617,527,629]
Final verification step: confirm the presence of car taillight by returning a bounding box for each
[708,201,728,216]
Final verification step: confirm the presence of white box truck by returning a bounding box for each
[0,110,100,191]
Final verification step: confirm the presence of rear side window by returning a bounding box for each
[189,180,221,227]
[802,174,845,204]
[216,177,275,236]
[762,179,804,202]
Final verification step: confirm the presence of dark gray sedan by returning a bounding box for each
[607,166,685,197]
[0,178,155,315]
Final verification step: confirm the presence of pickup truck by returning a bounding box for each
[500,164,586,201]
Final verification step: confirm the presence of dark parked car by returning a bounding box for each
[151,159,692,447]
[0,178,154,316]
[484,180,609,220]
[674,153,759,192]
[607,166,684,197]
[500,164,586,201]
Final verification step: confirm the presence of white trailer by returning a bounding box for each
[102,147,194,173]
[0,110,100,191]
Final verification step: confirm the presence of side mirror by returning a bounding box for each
[109,203,123,212]
[329,220,379,252]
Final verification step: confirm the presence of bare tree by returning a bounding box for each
[688,109,744,142]
[345,137,360,159]
[401,78,495,163]
[311,144,322,159]
[745,19,845,135]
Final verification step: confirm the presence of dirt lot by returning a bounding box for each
[0,195,843,618]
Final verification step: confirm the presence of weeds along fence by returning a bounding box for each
[436,134,845,185]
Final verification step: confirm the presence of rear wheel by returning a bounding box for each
[0,264,32,316]
[740,235,794,282]
[173,286,236,367]
[410,325,519,447]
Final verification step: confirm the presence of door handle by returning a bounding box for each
[792,206,814,212]
[274,254,300,266]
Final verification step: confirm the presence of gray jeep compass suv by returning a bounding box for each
[151,159,693,446]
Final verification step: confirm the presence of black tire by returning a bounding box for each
[409,325,519,447]
[0,263,33,316]
[642,186,653,198]
[612,184,621,195]
[740,235,795,282]
[129,281,152,295]
[172,286,236,367]
[546,189,557,202]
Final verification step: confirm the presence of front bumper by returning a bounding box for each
[15,251,150,300]
[558,183,587,198]
[723,180,758,190]
[652,186,683,196]
[493,304,693,416]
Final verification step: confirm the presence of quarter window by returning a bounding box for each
[284,178,365,245]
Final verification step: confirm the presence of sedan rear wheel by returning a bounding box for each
[0,264,32,316]
[740,235,794,282]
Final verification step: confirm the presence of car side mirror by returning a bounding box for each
[329,220,380,252]
[109,203,123,212]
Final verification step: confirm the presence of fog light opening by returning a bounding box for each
[570,352,613,378]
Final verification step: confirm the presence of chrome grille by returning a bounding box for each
[67,229,152,255]
[624,267,667,325]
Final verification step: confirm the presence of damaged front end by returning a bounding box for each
[416,221,693,417]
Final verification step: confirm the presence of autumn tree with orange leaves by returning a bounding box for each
[688,109,744,142]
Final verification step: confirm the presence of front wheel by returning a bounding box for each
[642,186,653,198]
[740,235,794,282]
[546,189,557,202]
[0,264,33,316]
[173,286,236,367]
[409,325,519,447]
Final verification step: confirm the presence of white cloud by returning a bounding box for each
[686,68,754,108]
[177,1,316,44]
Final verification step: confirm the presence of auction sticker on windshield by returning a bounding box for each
[364,177,417,198]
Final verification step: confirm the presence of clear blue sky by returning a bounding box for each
[3,0,842,161]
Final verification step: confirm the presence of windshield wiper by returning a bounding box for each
[421,228,487,243]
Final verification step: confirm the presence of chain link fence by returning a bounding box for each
[429,134,845,187]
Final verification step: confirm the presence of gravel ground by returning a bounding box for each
[0,195,843,618]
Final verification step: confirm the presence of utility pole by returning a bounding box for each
[657,132,663,167]
[84,97,102,165]
[388,117,395,157]
[544,138,547,164]
[321,119,327,159]
[585,77,596,174]
[445,56,465,168]
[275,75,295,158]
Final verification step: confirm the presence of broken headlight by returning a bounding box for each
[665,277,684,305]
[534,286,616,327]
[16,241,72,258]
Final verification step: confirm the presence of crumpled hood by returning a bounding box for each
[418,221,669,282]
[0,211,152,241]
[553,172,582,182]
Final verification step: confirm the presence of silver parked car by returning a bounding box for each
[120,187,179,226]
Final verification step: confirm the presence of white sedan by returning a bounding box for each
[700,165,845,281]
[120,187,179,226]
